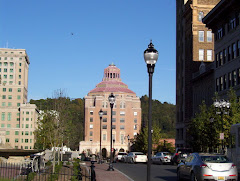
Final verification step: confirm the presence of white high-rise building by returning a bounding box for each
[0,48,39,150]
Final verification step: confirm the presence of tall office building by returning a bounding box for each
[176,0,219,148]
[0,48,39,150]
[79,64,141,157]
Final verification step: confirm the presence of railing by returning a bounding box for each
[0,160,96,181]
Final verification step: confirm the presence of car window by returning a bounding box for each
[185,155,193,162]
[156,153,161,156]
[163,153,170,156]
[118,153,127,155]
[135,153,144,155]
[201,156,230,163]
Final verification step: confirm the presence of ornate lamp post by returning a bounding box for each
[213,99,231,154]
[107,93,115,171]
[144,40,158,181]
[98,109,103,164]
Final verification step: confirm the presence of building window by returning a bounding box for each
[120,118,125,123]
[120,125,125,130]
[15,139,19,143]
[102,125,107,129]
[217,28,223,39]
[219,51,223,65]
[237,68,240,85]
[229,18,236,30]
[216,78,219,92]
[1,124,4,128]
[134,119,137,123]
[199,31,204,42]
[223,49,227,64]
[8,95,12,99]
[103,134,106,141]
[199,49,204,61]
[134,112,137,116]
[207,50,212,61]
[232,43,237,59]
[228,72,232,88]
[90,117,93,122]
[120,111,125,116]
[10,69,13,73]
[103,118,107,122]
[25,131,29,135]
[9,75,13,79]
[220,76,223,91]
[134,125,138,130]
[9,88,12,92]
[237,41,240,57]
[207,31,212,42]
[6,131,10,135]
[198,11,204,22]
[233,70,237,86]
[90,124,93,129]
[26,124,29,128]
[2,95,6,99]
[112,125,116,129]
[112,111,116,115]
[8,102,12,107]
[4,68,7,72]
[15,131,19,135]
[228,46,231,61]
[25,139,28,143]
[121,134,124,144]
[90,111,93,115]
[2,102,5,107]
[6,138,9,143]
[19,69,21,72]
[3,88,6,92]
[17,96,21,100]
[18,88,21,92]
[90,131,93,136]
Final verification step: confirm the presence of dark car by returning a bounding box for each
[171,148,192,165]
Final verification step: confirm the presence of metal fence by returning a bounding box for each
[0,161,95,181]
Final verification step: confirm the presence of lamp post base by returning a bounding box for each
[107,163,114,171]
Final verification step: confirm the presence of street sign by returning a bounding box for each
[220,133,224,140]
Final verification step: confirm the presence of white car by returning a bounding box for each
[114,152,127,162]
[152,152,172,164]
[124,152,148,163]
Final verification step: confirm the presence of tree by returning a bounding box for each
[188,88,240,152]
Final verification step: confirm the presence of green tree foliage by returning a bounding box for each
[31,96,84,151]
[188,88,240,152]
[140,95,176,138]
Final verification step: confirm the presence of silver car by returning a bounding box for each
[152,152,172,164]
[177,153,238,181]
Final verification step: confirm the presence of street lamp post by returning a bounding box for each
[144,40,158,181]
[98,109,103,164]
[213,99,231,154]
[107,93,115,171]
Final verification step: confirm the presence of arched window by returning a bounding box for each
[199,11,204,22]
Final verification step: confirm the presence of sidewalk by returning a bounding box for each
[84,161,133,181]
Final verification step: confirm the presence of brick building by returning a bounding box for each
[176,0,220,148]
[79,64,141,157]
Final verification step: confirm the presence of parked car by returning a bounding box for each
[124,152,148,164]
[177,153,238,181]
[172,148,192,165]
[113,152,127,162]
[152,152,172,165]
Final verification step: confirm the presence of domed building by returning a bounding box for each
[79,63,141,158]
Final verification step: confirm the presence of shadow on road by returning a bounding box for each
[154,176,177,181]
[165,168,177,174]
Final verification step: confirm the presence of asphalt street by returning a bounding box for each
[113,162,178,181]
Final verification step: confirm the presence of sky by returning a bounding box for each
[0,0,176,104]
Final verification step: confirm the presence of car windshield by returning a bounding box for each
[118,153,127,155]
[135,153,144,155]
[163,153,170,156]
[201,155,230,163]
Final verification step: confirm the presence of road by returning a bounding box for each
[113,162,178,181]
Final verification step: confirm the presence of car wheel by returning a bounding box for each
[177,170,182,181]
[191,172,197,181]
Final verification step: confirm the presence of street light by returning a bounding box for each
[107,93,115,171]
[98,109,103,164]
[213,99,231,154]
[144,40,158,181]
